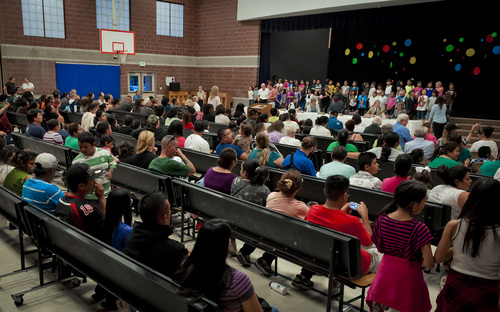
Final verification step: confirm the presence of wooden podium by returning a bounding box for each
[247,103,272,117]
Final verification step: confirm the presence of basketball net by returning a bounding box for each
[115,50,127,64]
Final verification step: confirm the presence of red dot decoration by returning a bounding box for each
[473,67,481,75]
[356,43,363,50]
[486,34,494,43]
[383,45,390,52]
[403,68,406,71]
[457,49,460,52]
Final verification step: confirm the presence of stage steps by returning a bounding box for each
[448,117,500,150]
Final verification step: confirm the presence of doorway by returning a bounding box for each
[128,72,155,99]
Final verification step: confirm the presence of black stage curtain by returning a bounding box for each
[261,1,500,118]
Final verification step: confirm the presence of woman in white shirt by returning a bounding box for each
[0,146,18,186]
[310,116,332,137]
[214,105,230,125]
[305,96,318,112]
[207,85,222,108]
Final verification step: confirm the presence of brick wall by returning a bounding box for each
[1,0,261,100]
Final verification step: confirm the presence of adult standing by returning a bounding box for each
[3,76,16,100]
[207,86,222,108]
[21,77,35,95]
[428,96,447,140]
[196,86,205,106]
[267,83,278,107]
[257,83,269,103]
[132,90,141,101]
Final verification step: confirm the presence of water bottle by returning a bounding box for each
[269,282,288,295]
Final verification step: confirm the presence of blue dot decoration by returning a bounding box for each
[361,53,365,57]
[481,39,484,42]
[493,46,500,55]
[455,64,461,71]
[394,51,397,54]
[405,39,412,47]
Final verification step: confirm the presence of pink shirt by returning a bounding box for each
[425,133,437,146]
[387,96,397,109]
[381,176,409,193]
[265,192,308,220]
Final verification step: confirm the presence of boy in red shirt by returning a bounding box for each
[292,175,381,290]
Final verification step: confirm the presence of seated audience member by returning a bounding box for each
[149,135,196,177]
[301,118,313,134]
[98,134,118,159]
[81,102,99,132]
[107,114,120,133]
[185,120,210,153]
[253,122,266,137]
[43,119,64,145]
[404,126,435,160]
[412,166,433,190]
[73,132,116,199]
[434,179,500,312]
[319,146,356,179]
[118,96,133,112]
[381,154,413,193]
[182,111,194,130]
[124,192,188,278]
[132,115,168,141]
[215,128,249,160]
[268,107,279,123]
[265,120,284,143]
[327,129,359,160]
[279,123,302,147]
[214,105,230,125]
[363,117,382,135]
[349,152,382,190]
[117,141,135,164]
[326,110,344,131]
[282,136,317,177]
[201,104,215,122]
[93,109,107,130]
[0,146,18,186]
[345,119,363,141]
[467,124,498,159]
[422,121,437,146]
[372,123,400,150]
[25,109,46,139]
[246,109,259,128]
[164,107,180,126]
[55,163,106,239]
[310,116,332,137]
[366,180,434,312]
[447,132,471,164]
[249,133,283,168]
[364,100,385,118]
[238,170,306,276]
[94,121,112,147]
[228,120,237,135]
[128,131,157,169]
[478,154,500,177]
[203,148,238,194]
[327,95,344,116]
[22,153,63,214]
[281,112,300,134]
[118,115,134,135]
[428,142,463,168]
[368,131,403,162]
[140,98,155,116]
[257,113,270,129]
[390,102,407,119]
[4,149,37,196]
[233,122,253,154]
[293,175,380,289]
[175,219,268,312]
[103,188,132,252]
[393,113,413,150]
[410,148,427,165]
[231,159,270,206]
[65,122,83,149]
[166,120,186,148]
[429,165,470,219]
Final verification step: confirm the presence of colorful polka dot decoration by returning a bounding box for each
[343,32,497,74]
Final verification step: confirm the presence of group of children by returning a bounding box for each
[248,78,457,120]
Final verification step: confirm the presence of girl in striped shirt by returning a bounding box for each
[366,180,434,312]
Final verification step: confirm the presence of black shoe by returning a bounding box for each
[100,300,118,311]
[236,252,251,267]
[254,258,274,276]
[91,292,107,301]
[292,274,314,290]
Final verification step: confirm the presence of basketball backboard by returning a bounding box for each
[100,29,135,55]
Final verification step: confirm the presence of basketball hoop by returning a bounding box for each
[114,50,127,64]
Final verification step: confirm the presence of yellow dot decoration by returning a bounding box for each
[449,59,453,62]
[345,48,350,56]
[443,38,447,42]
[392,42,397,46]
[410,56,416,64]
[466,48,475,57]
[368,51,374,58]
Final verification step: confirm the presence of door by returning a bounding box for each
[128,72,155,99]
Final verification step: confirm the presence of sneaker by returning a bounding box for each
[228,238,238,257]
[236,252,251,267]
[254,258,274,276]
[291,274,314,290]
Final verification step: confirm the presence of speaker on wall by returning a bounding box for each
[170,83,180,91]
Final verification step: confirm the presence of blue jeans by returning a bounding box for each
[417,111,426,119]
[249,99,254,106]
[271,306,279,312]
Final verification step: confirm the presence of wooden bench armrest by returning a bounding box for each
[351,272,375,287]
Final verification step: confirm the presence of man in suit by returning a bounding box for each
[363,117,382,135]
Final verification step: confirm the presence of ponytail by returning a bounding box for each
[242,159,269,186]
[337,129,348,147]
[380,131,399,162]
[255,132,271,166]
[436,164,469,187]
[381,180,427,215]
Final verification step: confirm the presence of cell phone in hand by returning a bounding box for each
[350,202,360,210]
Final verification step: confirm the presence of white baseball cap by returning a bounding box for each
[35,153,58,169]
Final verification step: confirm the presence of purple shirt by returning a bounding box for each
[203,167,237,194]
[265,130,283,143]
[219,269,254,312]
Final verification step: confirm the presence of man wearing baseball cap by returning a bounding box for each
[22,153,64,214]
[131,115,168,141]
[55,163,106,239]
